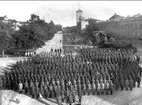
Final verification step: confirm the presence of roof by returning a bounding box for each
[76,9,83,12]
[8,19,17,23]
[0,16,6,21]
[93,31,106,36]
[85,18,101,21]
[101,41,133,48]
[109,13,124,21]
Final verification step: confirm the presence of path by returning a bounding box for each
[36,31,63,54]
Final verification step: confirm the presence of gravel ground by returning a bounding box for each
[0,38,142,105]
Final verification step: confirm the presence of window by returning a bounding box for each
[121,25,124,29]
[135,31,137,36]
[135,24,137,29]
[131,24,133,29]
[140,24,142,29]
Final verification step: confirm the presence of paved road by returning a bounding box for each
[36,31,63,54]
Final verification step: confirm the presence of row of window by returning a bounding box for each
[98,23,142,30]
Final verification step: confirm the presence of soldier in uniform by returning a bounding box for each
[56,86,62,105]
[69,90,73,105]
[125,77,129,90]
[61,78,65,102]
[49,83,54,98]
[92,79,97,95]
[102,79,105,95]
[129,77,134,91]
[120,76,124,90]
[66,87,70,104]
[18,81,23,94]
[105,80,110,95]
[32,86,37,99]
[109,80,113,95]
[78,78,82,103]
[35,85,40,99]
[29,79,34,96]
[0,76,3,90]
[114,76,119,90]
[87,79,92,95]
[97,82,101,95]
[137,74,141,88]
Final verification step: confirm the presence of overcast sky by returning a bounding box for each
[0,1,142,27]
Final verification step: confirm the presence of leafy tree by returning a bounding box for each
[11,24,45,50]
[55,25,62,31]
[0,20,16,57]
[29,14,40,22]
[0,31,10,57]
[63,26,78,33]
[83,19,99,45]
[11,14,62,51]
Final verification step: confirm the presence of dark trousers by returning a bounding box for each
[137,82,140,87]
[110,89,113,95]
[120,86,124,90]
[130,87,133,91]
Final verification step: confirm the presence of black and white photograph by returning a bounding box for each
[0,1,142,105]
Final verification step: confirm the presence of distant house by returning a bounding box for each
[0,15,8,23]
[0,16,22,31]
[109,13,124,21]
[93,31,107,45]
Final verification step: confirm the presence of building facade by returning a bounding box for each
[96,13,142,38]
[76,10,83,25]
[76,9,89,30]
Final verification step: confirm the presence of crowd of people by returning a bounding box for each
[0,47,142,105]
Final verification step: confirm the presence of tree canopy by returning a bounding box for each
[0,14,62,56]
[80,19,99,45]
[10,14,62,50]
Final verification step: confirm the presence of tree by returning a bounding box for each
[63,26,78,33]
[55,25,62,31]
[11,23,45,50]
[0,20,16,57]
[29,14,40,22]
[0,31,10,57]
[84,20,99,44]
[11,14,62,51]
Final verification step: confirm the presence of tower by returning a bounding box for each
[76,9,83,25]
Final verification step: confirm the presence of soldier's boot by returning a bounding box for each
[138,82,140,88]
[93,91,95,95]
[102,91,104,95]
[121,86,123,90]
[88,91,90,95]
[130,87,132,91]
[32,94,35,99]
[37,93,39,99]
[116,86,118,90]
[88,90,91,96]
[73,98,75,103]
[110,90,113,95]
[134,82,136,87]
[97,91,100,95]
[79,98,81,103]
[106,90,108,95]
[62,98,64,102]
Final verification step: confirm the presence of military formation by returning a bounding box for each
[0,47,141,105]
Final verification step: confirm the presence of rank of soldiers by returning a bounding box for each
[0,47,141,105]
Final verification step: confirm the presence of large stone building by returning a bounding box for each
[96,13,142,39]
[76,8,142,38]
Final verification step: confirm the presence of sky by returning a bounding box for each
[0,1,142,27]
